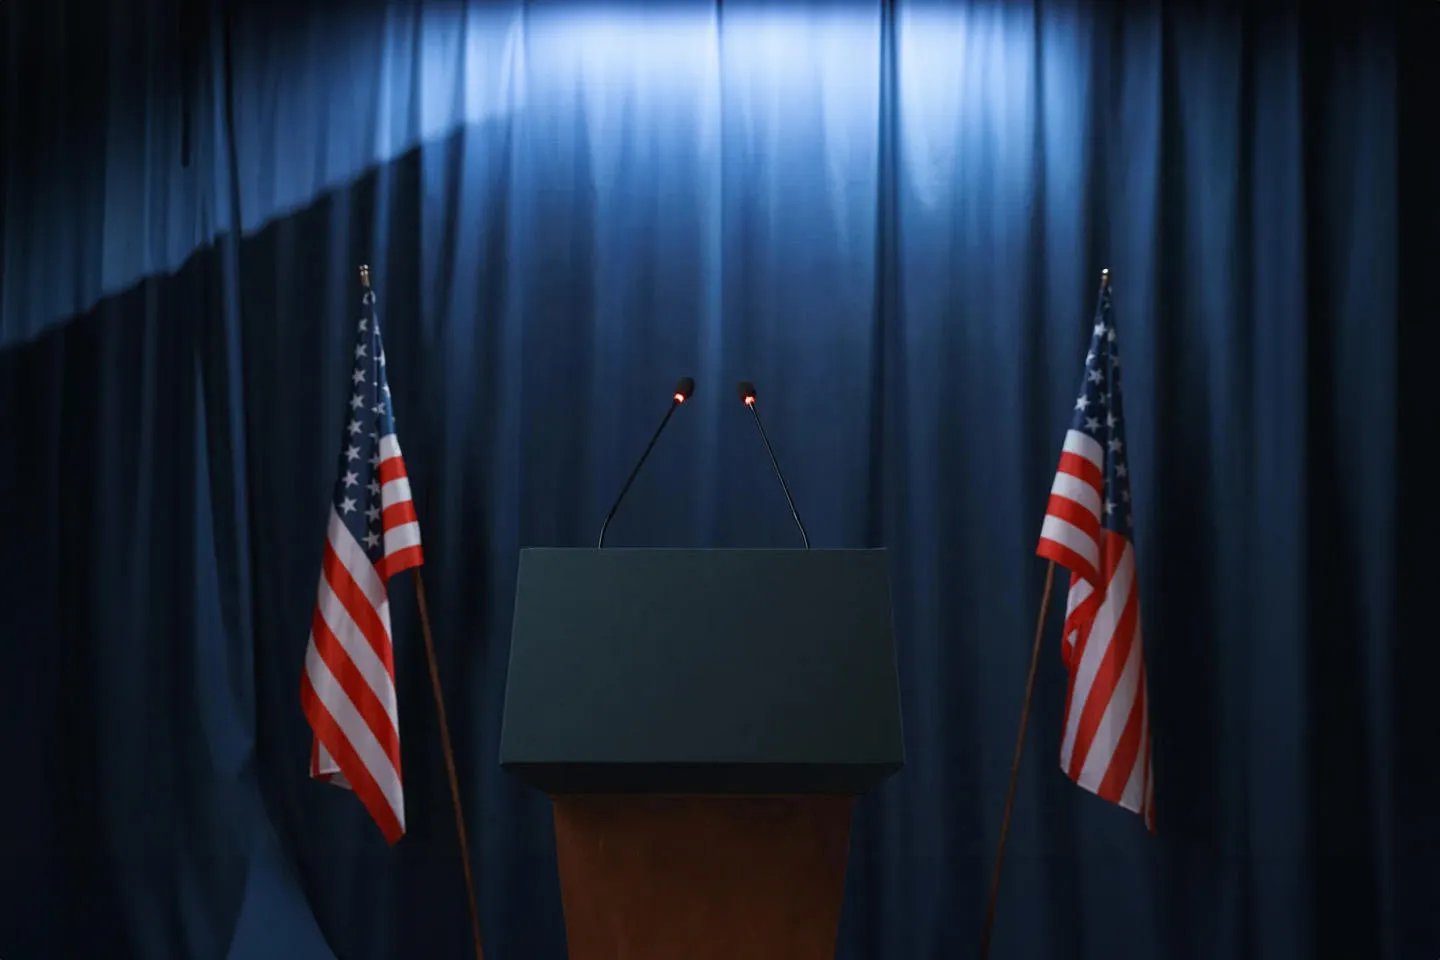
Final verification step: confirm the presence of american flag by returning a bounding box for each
[1036,279,1155,832]
[299,286,423,845]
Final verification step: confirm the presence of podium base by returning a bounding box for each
[551,794,853,960]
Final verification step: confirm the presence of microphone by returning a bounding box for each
[597,377,696,548]
[737,381,810,549]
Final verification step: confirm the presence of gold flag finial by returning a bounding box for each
[1100,267,1111,288]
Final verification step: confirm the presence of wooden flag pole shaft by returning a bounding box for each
[415,571,486,960]
[361,263,483,960]
[979,559,1056,960]
[979,268,1113,957]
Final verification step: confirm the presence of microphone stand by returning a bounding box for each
[598,398,682,549]
[743,399,810,549]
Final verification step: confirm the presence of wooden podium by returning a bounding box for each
[498,548,905,960]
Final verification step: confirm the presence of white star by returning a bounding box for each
[369,430,378,441]
[355,343,368,359]
[1087,368,1104,384]
[369,450,382,466]
[347,419,361,435]
[345,445,360,461]
[1122,488,1131,502]
[349,393,363,410]
[359,317,368,331]
[1085,416,1101,432]
[383,384,391,396]
[373,402,385,415]
[339,496,357,514]
[364,530,380,550]
[342,470,359,487]
[368,479,381,496]
[1108,437,1124,453]
[1094,322,1107,337]
[366,505,380,522]
[1106,412,1118,428]
[1107,328,1117,342]
[1115,462,1128,478]
[1075,396,1091,411]
[1104,500,1115,516]
[1086,350,1096,366]
[352,368,366,385]
[378,351,386,368]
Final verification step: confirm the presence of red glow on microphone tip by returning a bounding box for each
[674,393,686,403]
[744,395,755,405]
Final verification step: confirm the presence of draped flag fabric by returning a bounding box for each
[1036,281,1156,832]
[299,285,425,845]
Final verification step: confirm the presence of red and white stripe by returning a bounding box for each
[300,432,423,845]
[373,435,424,578]
[1037,428,1155,831]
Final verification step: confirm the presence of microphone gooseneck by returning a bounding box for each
[597,377,695,549]
[737,381,810,549]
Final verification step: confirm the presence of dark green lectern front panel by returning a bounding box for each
[498,548,905,795]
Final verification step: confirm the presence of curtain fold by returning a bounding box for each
[2,1,1430,958]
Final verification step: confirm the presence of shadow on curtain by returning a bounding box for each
[1,0,1435,958]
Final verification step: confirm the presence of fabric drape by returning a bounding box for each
[2,1,1433,958]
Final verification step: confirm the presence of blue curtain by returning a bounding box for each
[2,0,1434,957]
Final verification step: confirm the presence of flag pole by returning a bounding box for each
[979,558,1055,960]
[415,574,485,960]
[360,266,486,960]
[978,266,1111,959]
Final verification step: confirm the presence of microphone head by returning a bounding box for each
[737,380,757,406]
[673,377,695,403]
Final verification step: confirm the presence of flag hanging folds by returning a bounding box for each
[1036,280,1155,832]
[299,286,424,845]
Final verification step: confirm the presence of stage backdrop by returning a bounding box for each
[1,0,1434,958]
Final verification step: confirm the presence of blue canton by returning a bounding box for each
[1069,283,1134,538]
[330,291,398,564]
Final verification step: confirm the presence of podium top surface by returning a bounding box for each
[498,548,905,796]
